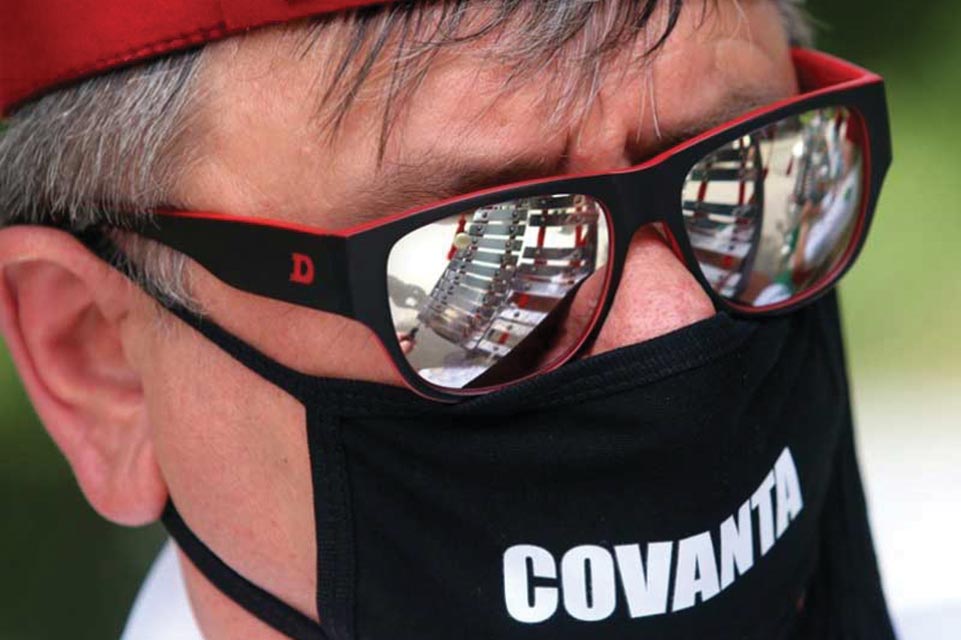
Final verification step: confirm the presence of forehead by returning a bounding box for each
[175,0,796,229]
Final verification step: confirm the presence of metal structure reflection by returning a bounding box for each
[388,195,608,388]
[683,107,864,308]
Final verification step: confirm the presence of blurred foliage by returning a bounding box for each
[818,1,961,379]
[0,394,165,639]
[1,1,958,638]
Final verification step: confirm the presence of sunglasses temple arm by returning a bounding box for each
[86,216,355,318]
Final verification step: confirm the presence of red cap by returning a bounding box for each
[0,0,397,117]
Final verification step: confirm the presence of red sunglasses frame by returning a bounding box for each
[83,48,890,402]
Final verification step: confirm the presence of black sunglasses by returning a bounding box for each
[93,48,890,401]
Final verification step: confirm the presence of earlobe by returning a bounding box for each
[0,226,168,526]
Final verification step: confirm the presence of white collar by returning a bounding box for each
[121,540,204,640]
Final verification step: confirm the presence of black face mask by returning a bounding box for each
[146,290,893,640]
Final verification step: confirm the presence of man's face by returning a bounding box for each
[11,0,798,634]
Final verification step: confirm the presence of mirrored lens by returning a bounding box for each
[682,106,866,308]
[387,194,610,390]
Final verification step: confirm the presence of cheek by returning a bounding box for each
[195,267,407,386]
[144,321,318,617]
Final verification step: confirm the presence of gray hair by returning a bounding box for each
[0,0,811,310]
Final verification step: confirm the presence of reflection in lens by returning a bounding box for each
[682,107,865,308]
[387,195,610,390]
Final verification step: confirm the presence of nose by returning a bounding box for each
[585,224,716,357]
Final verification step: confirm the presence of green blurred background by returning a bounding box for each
[1,1,959,638]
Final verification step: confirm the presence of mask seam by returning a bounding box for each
[309,411,357,640]
[463,318,765,412]
[535,325,758,407]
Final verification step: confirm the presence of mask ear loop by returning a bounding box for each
[162,504,330,640]
[74,226,315,403]
[74,226,338,640]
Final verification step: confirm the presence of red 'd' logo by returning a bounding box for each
[290,253,315,285]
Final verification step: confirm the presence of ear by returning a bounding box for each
[0,225,167,526]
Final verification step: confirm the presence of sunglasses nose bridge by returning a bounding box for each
[608,164,676,250]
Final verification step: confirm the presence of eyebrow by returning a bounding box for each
[359,154,560,218]
[348,89,787,224]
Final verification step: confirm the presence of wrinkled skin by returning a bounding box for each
[0,1,797,637]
